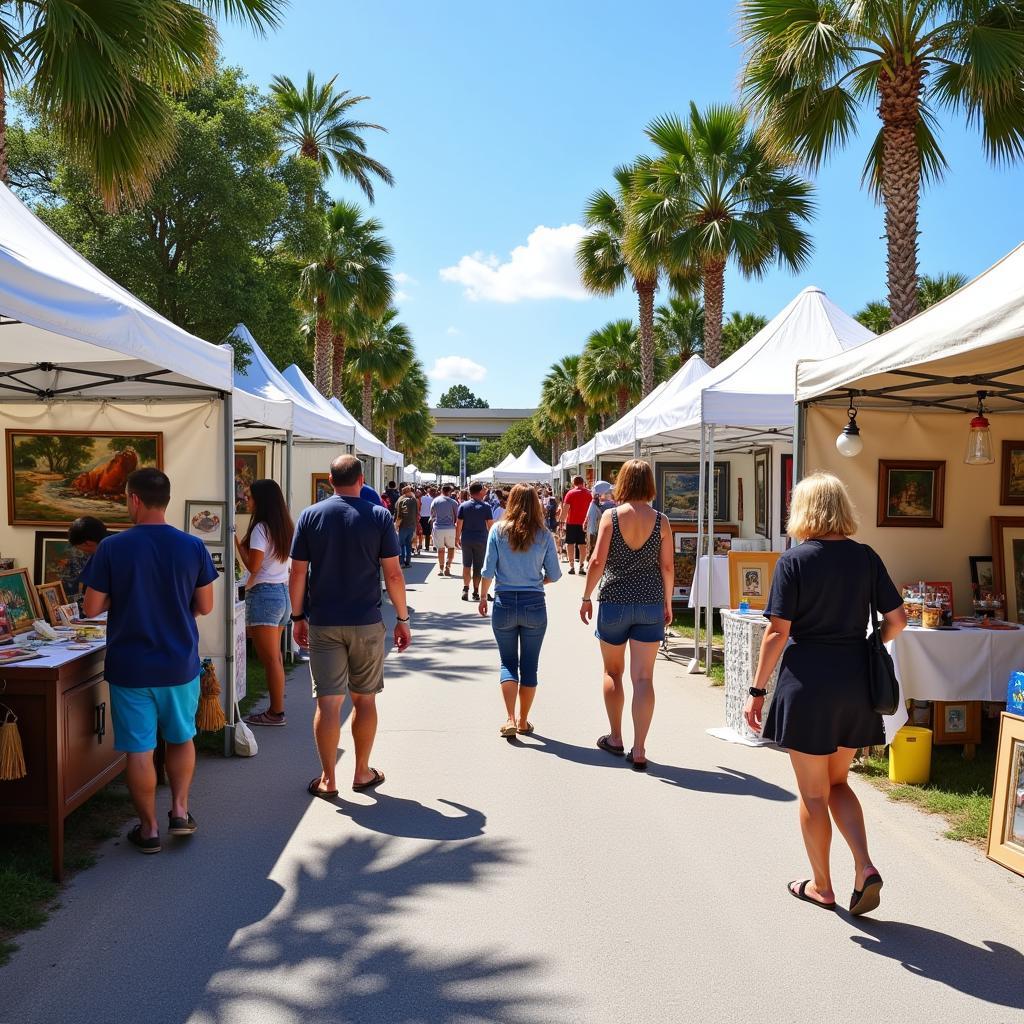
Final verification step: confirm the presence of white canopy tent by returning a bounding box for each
[0,181,242,750]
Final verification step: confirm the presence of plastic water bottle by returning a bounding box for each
[738,600,750,615]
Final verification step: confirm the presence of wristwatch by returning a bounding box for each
[290,612,308,623]
[748,687,768,698]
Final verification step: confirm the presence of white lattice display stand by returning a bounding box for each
[711,609,781,746]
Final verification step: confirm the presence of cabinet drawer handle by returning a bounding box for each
[95,701,107,744]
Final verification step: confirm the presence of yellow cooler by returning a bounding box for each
[889,726,932,785]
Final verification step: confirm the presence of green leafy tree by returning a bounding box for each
[8,69,320,369]
[855,300,894,336]
[740,1,1024,326]
[635,103,814,367]
[655,293,704,369]
[437,385,489,409]
[374,361,430,450]
[346,308,413,429]
[417,436,460,477]
[0,0,283,203]
[271,71,394,203]
[17,435,92,475]
[721,312,768,359]
[855,272,969,334]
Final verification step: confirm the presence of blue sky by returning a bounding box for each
[220,1,1024,408]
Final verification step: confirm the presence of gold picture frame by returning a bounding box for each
[311,472,333,504]
[234,445,265,514]
[36,580,69,626]
[0,566,44,633]
[987,712,1024,878]
[991,516,1024,623]
[727,551,780,610]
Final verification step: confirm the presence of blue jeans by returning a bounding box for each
[491,590,547,687]
[398,526,415,563]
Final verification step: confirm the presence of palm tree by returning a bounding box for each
[576,162,696,397]
[0,1,281,203]
[298,201,394,396]
[635,103,814,367]
[740,1,1024,326]
[271,71,394,203]
[721,312,768,360]
[375,361,429,450]
[347,308,414,429]
[856,271,969,333]
[655,293,704,368]
[578,320,667,418]
[541,355,588,448]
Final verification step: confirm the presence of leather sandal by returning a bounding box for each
[849,872,883,916]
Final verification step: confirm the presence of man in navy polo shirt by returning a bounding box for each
[82,468,217,855]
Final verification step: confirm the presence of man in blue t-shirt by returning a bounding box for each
[82,468,217,855]
[456,482,494,603]
[290,454,411,797]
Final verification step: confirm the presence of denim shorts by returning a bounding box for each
[595,601,665,645]
[245,582,290,628]
[110,677,200,752]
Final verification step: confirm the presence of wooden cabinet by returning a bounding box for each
[0,649,124,880]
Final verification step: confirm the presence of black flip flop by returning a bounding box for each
[353,767,385,791]
[307,777,338,799]
[626,750,648,772]
[596,735,625,755]
[788,880,836,911]
[849,872,883,916]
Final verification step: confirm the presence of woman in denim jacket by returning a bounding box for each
[479,484,562,737]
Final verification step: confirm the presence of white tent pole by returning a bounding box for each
[223,389,236,757]
[284,427,295,665]
[689,424,706,674]
[705,424,716,674]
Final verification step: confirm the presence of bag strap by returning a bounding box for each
[864,543,881,643]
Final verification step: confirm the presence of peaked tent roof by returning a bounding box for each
[0,182,231,398]
[633,287,873,445]
[796,243,1024,411]
[231,326,353,443]
[509,446,553,474]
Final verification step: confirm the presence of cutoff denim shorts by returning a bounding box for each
[595,601,665,646]
[245,582,290,628]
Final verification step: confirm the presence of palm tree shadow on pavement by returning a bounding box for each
[192,833,561,1024]
[518,733,795,802]
[848,919,1024,1011]
[337,795,486,840]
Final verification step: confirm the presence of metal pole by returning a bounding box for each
[284,428,294,666]
[705,424,716,674]
[689,424,706,674]
[223,390,236,757]
[794,402,807,482]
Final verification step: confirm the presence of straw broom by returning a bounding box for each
[196,658,226,731]
[0,707,27,781]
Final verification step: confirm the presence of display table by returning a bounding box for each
[884,624,1024,743]
[687,555,731,610]
[711,609,780,746]
[0,643,123,880]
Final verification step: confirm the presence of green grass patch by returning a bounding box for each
[0,782,134,966]
[853,741,997,843]
[671,608,724,643]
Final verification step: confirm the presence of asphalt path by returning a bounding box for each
[2,554,1023,1023]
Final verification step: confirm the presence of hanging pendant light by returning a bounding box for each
[836,399,863,458]
[965,390,995,465]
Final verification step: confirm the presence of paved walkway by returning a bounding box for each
[2,558,1023,1024]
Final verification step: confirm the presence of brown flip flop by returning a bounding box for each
[788,880,836,911]
[353,767,385,791]
[596,735,625,755]
[307,777,338,799]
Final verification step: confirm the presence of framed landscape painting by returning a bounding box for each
[877,459,945,528]
[0,567,43,633]
[780,454,794,532]
[311,473,332,503]
[1000,441,1024,506]
[234,446,265,514]
[991,516,1024,623]
[657,462,729,523]
[754,448,771,538]
[7,430,163,527]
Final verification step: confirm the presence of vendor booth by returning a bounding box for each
[796,243,1024,742]
[473,448,553,485]
[0,182,239,875]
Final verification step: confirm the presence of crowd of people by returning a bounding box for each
[79,455,903,917]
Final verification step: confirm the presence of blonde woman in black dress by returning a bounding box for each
[744,473,907,917]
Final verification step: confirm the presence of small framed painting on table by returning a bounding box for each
[932,701,982,746]
[0,567,43,633]
[36,580,68,626]
[727,551,780,611]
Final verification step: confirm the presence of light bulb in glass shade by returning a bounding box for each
[836,411,863,457]
[964,414,994,465]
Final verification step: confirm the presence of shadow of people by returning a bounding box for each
[848,918,1024,1010]
[338,795,486,840]
[517,733,795,801]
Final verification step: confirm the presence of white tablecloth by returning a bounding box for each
[883,625,1024,742]
[687,555,731,610]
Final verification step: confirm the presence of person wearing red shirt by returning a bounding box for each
[559,476,593,574]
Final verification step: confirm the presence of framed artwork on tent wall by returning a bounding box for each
[185,501,226,546]
[657,462,729,523]
[877,460,945,528]
[754,448,771,539]
[991,516,1024,623]
[234,446,265,514]
[599,461,624,487]
[6,430,163,527]
[1000,441,1024,505]
[780,454,794,533]
[311,473,332,504]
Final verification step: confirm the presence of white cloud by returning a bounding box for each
[428,355,488,383]
[446,326,461,336]
[440,224,589,302]
[395,290,411,302]
[394,271,417,286]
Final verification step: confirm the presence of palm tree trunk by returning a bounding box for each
[362,373,374,430]
[635,277,657,395]
[702,258,726,367]
[616,389,629,418]
[330,328,346,399]
[0,66,8,185]
[313,306,332,395]
[879,62,923,326]
[575,412,586,448]
[387,419,396,450]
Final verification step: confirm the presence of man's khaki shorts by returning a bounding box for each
[433,526,456,549]
[308,622,386,697]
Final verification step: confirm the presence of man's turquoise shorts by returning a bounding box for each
[109,677,200,753]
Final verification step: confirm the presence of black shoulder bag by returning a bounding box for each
[864,544,900,716]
